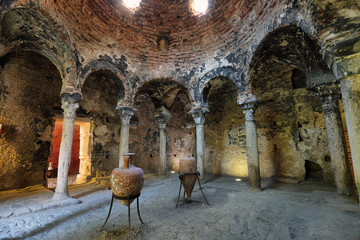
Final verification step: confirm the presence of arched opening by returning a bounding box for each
[249,26,333,183]
[203,77,246,176]
[0,51,62,190]
[131,79,193,173]
[78,70,124,178]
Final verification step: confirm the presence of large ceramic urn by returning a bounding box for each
[179,151,197,203]
[110,153,144,206]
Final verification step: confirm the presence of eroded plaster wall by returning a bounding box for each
[0,51,62,190]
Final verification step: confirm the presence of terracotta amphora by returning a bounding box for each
[110,153,144,206]
[179,151,197,202]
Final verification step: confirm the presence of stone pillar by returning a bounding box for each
[190,104,208,179]
[75,122,92,184]
[241,100,261,191]
[155,106,171,175]
[318,84,353,196]
[53,93,81,200]
[116,105,136,168]
[340,75,360,199]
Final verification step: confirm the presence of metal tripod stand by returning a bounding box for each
[101,187,144,229]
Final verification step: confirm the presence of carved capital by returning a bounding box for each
[61,101,79,117]
[155,106,172,129]
[61,93,80,119]
[190,102,209,125]
[315,84,341,116]
[116,107,136,127]
[156,118,169,130]
[241,100,256,122]
[243,107,254,121]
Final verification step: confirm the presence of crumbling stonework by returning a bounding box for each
[0,0,359,194]
[130,79,194,173]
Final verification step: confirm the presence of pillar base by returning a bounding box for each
[248,186,262,192]
[53,192,71,201]
[75,174,88,184]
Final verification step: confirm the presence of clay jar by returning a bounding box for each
[110,153,144,206]
[179,151,197,203]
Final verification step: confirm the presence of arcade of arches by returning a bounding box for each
[0,0,360,228]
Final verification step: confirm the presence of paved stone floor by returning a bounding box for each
[1,174,360,240]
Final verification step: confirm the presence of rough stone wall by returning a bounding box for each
[0,51,62,190]
[204,77,247,176]
[78,70,121,176]
[130,91,194,173]
[255,65,332,182]
[129,95,159,172]
[166,92,194,171]
[310,0,360,79]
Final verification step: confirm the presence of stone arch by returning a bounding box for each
[77,69,126,175]
[246,25,335,183]
[248,25,329,96]
[134,78,193,109]
[307,0,360,79]
[197,67,243,103]
[0,50,63,190]
[0,7,77,93]
[131,78,194,172]
[79,60,127,101]
[202,76,246,176]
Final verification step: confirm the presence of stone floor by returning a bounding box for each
[1,173,360,240]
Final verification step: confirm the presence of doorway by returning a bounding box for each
[47,118,92,188]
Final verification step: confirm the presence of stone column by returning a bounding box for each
[155,106,171,175]
[241,100,261,191]
[340,75,360,199]
[318,84,353,196]
[75,122,92,184]
[190,104,208,179]
[116,105,136,168]
[53,93,81,200]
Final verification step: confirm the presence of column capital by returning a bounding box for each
[316,84,341,116]
[116,102,137,127]
[155,106,172,130]
[240,99,256,121]
[190,102,209,125]
[60,93,81,116]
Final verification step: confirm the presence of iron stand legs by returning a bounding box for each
[175,171,210,208]
[101,192,144,230]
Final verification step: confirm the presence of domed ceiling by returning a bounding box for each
[2,0,358,91]
[4,0,290,80]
